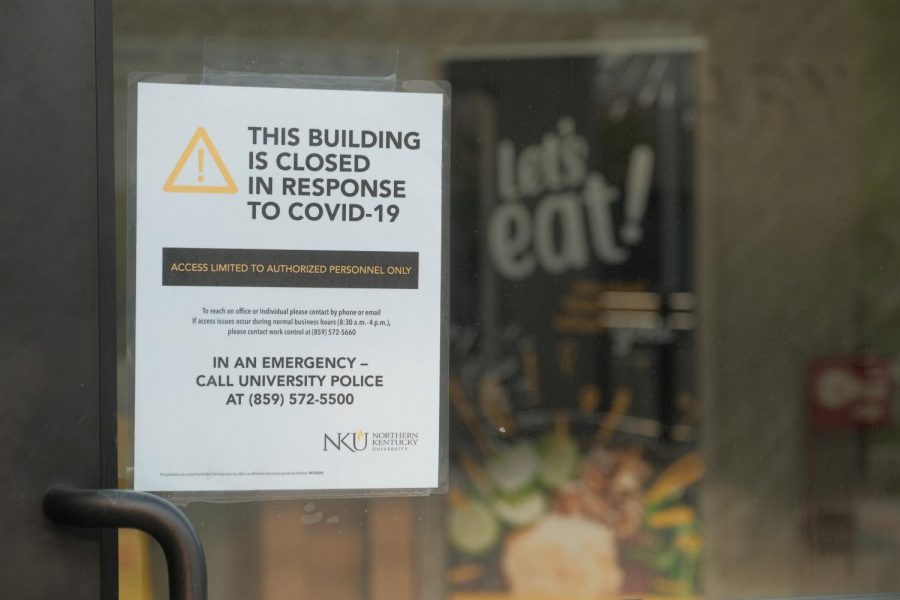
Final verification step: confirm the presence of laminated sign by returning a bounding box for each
[133,82,446,493]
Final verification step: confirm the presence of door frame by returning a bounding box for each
[0,0,117,597]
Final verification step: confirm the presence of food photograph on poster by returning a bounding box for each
[445,43,703,600]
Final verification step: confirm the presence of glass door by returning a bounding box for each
[109,1,900,599]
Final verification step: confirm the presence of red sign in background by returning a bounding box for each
[809,357,893,429]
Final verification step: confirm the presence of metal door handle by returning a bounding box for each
[44,486,207,600]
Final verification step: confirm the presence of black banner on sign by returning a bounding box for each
[162,247,419,289]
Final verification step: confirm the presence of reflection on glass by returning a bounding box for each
[113,1,900,598]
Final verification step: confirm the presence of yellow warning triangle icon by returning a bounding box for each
[163,127,238,194]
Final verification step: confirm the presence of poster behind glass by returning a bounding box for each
[445,43,702,600]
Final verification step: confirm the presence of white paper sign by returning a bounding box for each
[133,82,444,492]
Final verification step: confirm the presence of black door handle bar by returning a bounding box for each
[43,486,207,600]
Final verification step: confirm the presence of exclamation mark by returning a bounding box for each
[197,148,205,183]
[620,145,654,245]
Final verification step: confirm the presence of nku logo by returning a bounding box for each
[323,430,368,453]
